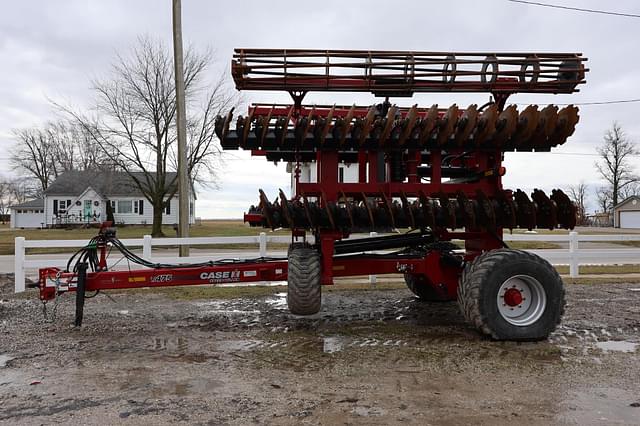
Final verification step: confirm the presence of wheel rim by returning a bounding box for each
[496,275,546,326]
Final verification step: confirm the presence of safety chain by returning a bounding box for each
[41,271,62,323]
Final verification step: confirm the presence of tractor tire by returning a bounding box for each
[287,243,321,315]
[287,242,310,255]
[458,249,565,341]
[404,274,449,302]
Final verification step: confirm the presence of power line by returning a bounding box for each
[567,99,640,106]
[515,98,640,106]
[509,151,640,157]
[540,152,599,156]
[507,0,640,18]
[506,151,596,157]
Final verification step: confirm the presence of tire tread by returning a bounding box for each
[287,244,321,315]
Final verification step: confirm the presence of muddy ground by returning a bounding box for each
[1,275,639,425]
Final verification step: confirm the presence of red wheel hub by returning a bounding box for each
[503,288,523,307]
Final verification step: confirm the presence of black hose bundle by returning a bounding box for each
[66,237,100,273]
[105,236,286,269]
[66,232,286,274]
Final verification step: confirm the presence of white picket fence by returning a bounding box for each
[13,231,640,293]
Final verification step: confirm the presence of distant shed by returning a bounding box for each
[10,198,45,229]
[613,196,640,229]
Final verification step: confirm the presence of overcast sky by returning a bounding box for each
[2,0,639,217]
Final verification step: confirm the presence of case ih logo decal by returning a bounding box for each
[200,270,241,283]
[150,274,173,283]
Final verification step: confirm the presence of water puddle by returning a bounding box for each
[559,387,640,424]
[322,336,343,353]
[219,339,269,351]
[0,354,15,368]
[216,335,410,354]
[551,325,640,358]
[195,300,261,315]
[352,406,387,417]
[264,292,287,308]
[595,340,638,353]
[150,336,189,352]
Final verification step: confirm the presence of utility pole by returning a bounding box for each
[172,0,189,256]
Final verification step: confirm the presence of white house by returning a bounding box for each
[287,161,359,196]
[10,170,195,229]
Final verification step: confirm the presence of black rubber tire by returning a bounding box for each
[287,244,321,315]
[404,274,449,302]
[458,249,565,341]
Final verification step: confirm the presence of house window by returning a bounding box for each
[117,200,133,214]
[131,200,145,215]
[54,199,72,215]
[164,200,171,215]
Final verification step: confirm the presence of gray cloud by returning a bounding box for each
[1,0,639,216]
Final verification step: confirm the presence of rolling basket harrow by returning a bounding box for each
[39,49,587,340]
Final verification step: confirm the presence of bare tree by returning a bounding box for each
[47,121,116,173]
[0,178,36,223]
[596,186,613,213]
[11,120,116,194]
[567,182,588,225]
[11,127,57,193]
[65,36,237,236]
[0,180,13,223]
[595,122,639,208]
[620,181,640,200]
[11,179,35,206]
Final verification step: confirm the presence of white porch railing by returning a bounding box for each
[13,231,640,293]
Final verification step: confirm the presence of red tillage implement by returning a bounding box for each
[40,50,587,340]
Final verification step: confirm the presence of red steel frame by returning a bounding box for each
[39,261,288,302]
[38,248,460,302]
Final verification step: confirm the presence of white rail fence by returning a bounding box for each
[14,233,293,293]
[13,231,640,293]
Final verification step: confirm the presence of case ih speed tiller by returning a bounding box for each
[39,49,587,341]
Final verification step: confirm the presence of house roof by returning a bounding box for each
[44,171,178,198]
[11,198,45,209]
[613,195,640,211]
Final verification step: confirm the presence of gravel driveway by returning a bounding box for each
[1,275,639,425]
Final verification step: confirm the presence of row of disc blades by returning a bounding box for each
[247,188,576,232]
[216,103,579,152]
